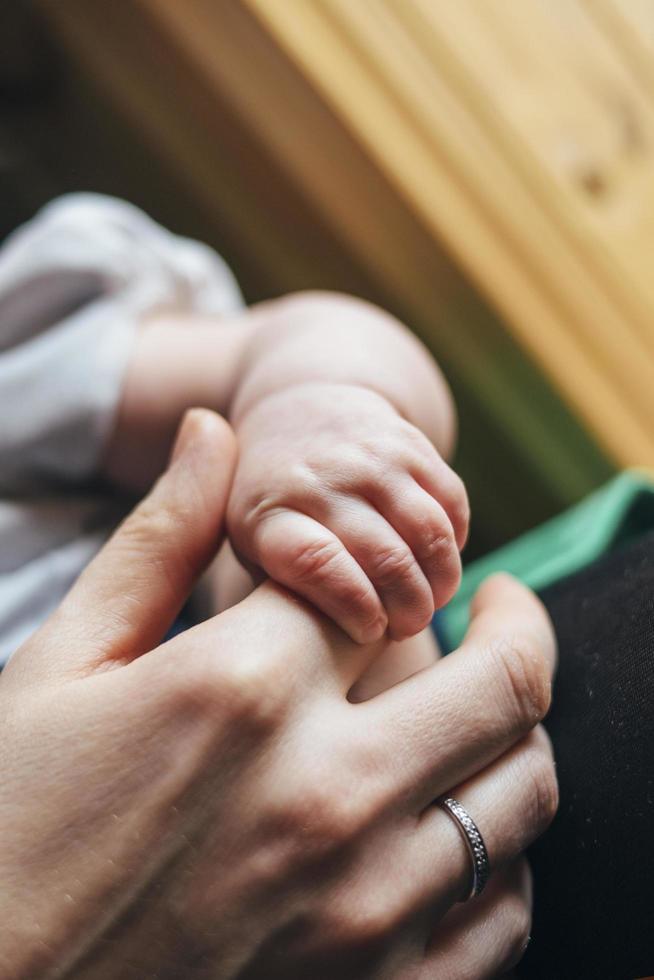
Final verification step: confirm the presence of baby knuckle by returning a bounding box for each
[401,603,436,638]
[389,592,435,641]
[286,461,323,499]
[399,418,431,451]
[352,457,389,497]
[233,496,282,544]
[369,545,416,588]
[421,524,451,557]
[284,536,344,584]
[490,634,552,731]
[356,601,389,640]
[341,578,379,613]
[420,525,458,582]
[448,479,470,536]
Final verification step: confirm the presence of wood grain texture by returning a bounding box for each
[248,0,654,467]
[33,0,625,551]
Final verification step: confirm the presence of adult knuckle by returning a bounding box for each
[196,654,286,736]
[125,498,188,559]
[135,660,282,780]
[283,776,373,857]
[310,793,363,849]
[504,898,533,970]
[490,633,551,731]
[334,894,400,950]
[524,742,559,834]
[229,666,286,735]
[240,838,299,899]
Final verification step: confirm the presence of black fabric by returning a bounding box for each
[519,530,654,980]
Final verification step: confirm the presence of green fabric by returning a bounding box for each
[440,469,654,651]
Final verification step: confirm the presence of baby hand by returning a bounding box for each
[227,383,469,643]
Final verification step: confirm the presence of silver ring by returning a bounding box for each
[438,796,490,900]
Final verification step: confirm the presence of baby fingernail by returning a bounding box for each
[359,616,387,644]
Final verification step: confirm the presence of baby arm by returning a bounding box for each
[103,292,468,641]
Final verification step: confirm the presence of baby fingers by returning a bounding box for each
[371,477,463,612]
[250,509,389,643]
[249,498,440,643]
[314,497,436,641]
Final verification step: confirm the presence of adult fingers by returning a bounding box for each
[420,859,533,978]
[311,732,547,980]
[331,729,552,960]
[354,574,557,810]
[156,575,393,705]
[250,508,388,644]
[12,409,237,680]
[399,727,556,914]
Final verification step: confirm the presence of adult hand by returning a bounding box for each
[0,410,557,979]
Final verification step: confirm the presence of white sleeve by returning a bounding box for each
[0,193,243,491]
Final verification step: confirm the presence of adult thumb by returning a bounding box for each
[11,409,237,681]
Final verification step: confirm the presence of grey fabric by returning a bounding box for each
[0,194,242,664]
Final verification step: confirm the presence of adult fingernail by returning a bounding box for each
[169,408,209,467]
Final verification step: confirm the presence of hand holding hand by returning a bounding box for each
[0,410,556,980]
[228,382,469,643]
